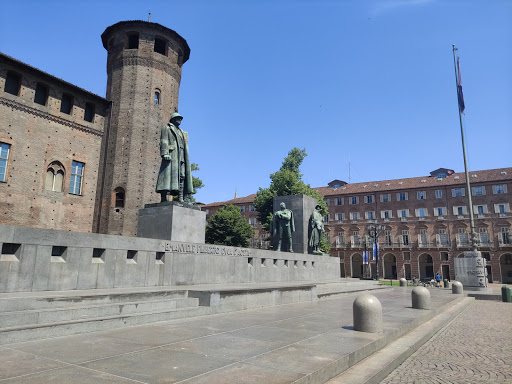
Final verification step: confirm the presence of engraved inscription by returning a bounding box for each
[164,242,250,257]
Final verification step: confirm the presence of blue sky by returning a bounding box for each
[1,0,510,204]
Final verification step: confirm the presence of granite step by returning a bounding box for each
[0,305,212,345]
[0,297,199,328]
[0,289,189,312]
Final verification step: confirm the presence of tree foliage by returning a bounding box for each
[253,148,330,253]
[184,163,204,204]
[205,205,255,247]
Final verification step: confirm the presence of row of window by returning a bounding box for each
[120,32,185,64]
[239,205,255,213]
[46,160,84,195]
[324,203,511,222]
[325,185,508,206]
[3,71,96,122]
[336,227,511,247]
[125,33,169,56]
[0,142,85,195]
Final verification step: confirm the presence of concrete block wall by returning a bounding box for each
[0,225,340,293]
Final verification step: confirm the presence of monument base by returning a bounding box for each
[454,250,488,289]
[137,201,206,243]
[462,287,493,292]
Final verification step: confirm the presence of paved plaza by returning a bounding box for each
[0,287,467,384]
[381,300,512,384]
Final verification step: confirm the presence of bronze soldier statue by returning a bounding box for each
[156,112,194,202]
[309,204,324,254]
[272,202,295,252]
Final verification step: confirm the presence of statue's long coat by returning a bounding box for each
[308,210,324,247]
[156,122,194,195]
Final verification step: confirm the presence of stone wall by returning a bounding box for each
[0,54,109,233]
[0,225,340,293]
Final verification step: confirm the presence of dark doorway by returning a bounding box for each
[486,265,493,283]
[404,264,412,280]
[442,265,450,281]
[340,263,346,278]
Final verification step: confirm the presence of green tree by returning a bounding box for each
[205,205,255,247]
[184,163,204,204]
[253,148,331,254]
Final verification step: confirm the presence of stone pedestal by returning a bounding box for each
[272,195,317,254]
[137,201,206,243]
[454,250,488,291]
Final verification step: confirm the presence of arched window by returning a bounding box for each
[45,162,65,192]
[154,91,160,105]
[114,187,125,208]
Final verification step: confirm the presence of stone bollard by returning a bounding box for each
[399,278,407,287]
[411,286,431,310]
[353,293,383,333]
[452,281,463,294]
[443,279,449,288]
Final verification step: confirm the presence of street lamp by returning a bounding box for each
[367,221,385,280]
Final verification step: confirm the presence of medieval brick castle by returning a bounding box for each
[0,20,190,236]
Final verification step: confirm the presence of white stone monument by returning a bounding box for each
[454,250,489,291]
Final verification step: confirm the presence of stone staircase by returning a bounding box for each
[0,279,392,345]
[0,288,210,345]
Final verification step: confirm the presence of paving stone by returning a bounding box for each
[0,365,143,383]
[80,347,235,384]
[9,333,153,364]
[0,348,68,380]
[381,301,512,384]
[177,362,305,384]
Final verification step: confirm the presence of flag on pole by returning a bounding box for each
[457,57,465,114]
[363,251,368,265]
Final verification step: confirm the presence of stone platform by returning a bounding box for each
[0,286,472,383]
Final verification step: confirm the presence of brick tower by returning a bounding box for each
[94,21,190,236]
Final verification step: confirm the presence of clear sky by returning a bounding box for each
[1,0,510,204]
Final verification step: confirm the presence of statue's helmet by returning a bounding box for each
[170,112,183,121]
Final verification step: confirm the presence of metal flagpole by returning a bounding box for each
[452,44,478,252]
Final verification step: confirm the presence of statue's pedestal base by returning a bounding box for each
[137,201,206,243]
[454,250,488,289]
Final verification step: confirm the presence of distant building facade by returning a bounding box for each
[203,168,512,283]
[0,21,190,236]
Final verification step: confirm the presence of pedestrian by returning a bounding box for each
[435,272,441,287]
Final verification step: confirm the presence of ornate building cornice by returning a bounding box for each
[0,98,104,137]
